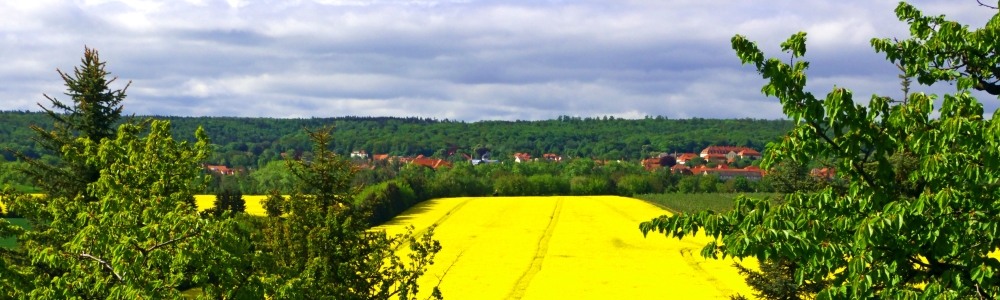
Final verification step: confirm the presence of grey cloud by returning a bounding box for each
[1,0,998,121]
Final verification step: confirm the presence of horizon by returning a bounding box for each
[2,0,999,122]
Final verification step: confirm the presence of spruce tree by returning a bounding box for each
[10,46,128,203]
[258,127,442,299]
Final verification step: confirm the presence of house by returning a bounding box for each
[350,150,368,159]
[703,154,729,164]
[676,153,698,165]
[371,154,389,160]
[642,158,662,171]
[810,167,836,179]
[738,149,762,160]
[542,153,562,162]
[513,153,532,163]
[700,146,762,160]
[671,164,693,175]
[692,165,765,181]
[205,165,235,175]
[471,152,499,165]
[411,157,452,169]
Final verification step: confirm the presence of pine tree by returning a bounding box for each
[211,188,247,217]
[9,46,128,203]
[258,126,442,299]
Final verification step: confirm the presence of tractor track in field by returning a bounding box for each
[679,247,734,297]
[504,197,565,300]
[397,198,473,250]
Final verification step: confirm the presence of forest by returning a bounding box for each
[0,111,792,167]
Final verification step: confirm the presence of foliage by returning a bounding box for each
[729,259,826,300]
[256,127,442,299]
[698,174,719,193]
[677,175,699,194]
[570,176,613,195]
[209,188,247,217]
[1,120,225,298]
[7,47,129,203]
[641,3,1000,298]
[494,173,530,196]
[248,160,299,194]
[358,180,419,225]
[616,174,654,196]
[0,111,792,179]
[262,190,285,218]
[526,174,571,196]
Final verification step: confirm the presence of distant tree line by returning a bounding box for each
[0,110,793,170]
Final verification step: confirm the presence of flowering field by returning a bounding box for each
[374,196,757,300]
[194,195,269,215]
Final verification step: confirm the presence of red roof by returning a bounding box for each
[205,164,235,175]
[677,153,698,161]
[372,154,389,160]
[411,158,452,169]
[704,154,728,160]
[701,146,759,156]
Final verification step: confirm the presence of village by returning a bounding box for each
[335,145,775,180]
[201,145,841,183]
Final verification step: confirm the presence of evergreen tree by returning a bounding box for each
[9,47,128,202]
[257,127,442,299]
[210,188,247,217]
[1,47,133,296]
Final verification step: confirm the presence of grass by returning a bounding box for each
[634,192,783,214]
[1,218,30,248]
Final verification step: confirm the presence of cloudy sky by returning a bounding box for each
[2,0,998,121]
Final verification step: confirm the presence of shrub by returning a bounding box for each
[494,173,529,196]
[527,174,570,196]
[570,176,613,195]
[616,174,654,196]
[357,179,418,225]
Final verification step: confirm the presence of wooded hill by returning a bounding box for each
[0,111,792,167]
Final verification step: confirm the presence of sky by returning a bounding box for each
[2,0,999,121]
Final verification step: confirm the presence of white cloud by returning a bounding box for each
[0,0,997,121]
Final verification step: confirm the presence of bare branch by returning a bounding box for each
[977,0,999,9]
[80,252,123,282]
[145,231,198,254]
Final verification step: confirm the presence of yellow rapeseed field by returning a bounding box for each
[194,195,271,216]
[373,196,758,300]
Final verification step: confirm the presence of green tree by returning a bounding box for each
[677,175,699,194]
[9,47,129,203]
[257,127,442,299]
[250,160,299,194]
[1,121,229,298]
[698,174,718,193]
[731,176,752,193]
[209,188,247,217]
[641,3,1000,298]
[262,189,285,218]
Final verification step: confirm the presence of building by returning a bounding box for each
[411,157,452,169]
[691,165,765,181]
[676,153,698,165]
[513,153,532,163]
[700,146,762,160]
[542,153,562,162]
[371,154,389,160]
[350,150,368,159]
[204,165,235,175]
[810,167,836,179]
